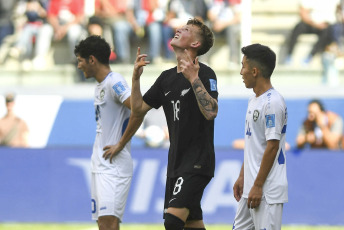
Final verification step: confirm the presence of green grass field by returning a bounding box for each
[1,224,344,230]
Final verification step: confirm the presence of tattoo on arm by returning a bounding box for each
[192,78,218,118]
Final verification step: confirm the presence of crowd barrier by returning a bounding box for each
[1,147,343,225]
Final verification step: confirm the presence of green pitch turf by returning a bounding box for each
[0,224,344,230]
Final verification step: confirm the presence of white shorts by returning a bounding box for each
[233,197,283,230]
[91,173,132,222]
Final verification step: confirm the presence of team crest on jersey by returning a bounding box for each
[181,88,191,96]
[100,89,105,100]
[253,110,259,121]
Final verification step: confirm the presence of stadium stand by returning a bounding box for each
[0,0,343,88]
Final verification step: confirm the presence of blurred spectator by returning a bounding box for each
[139,0,168,64]
[9,0,48,68]
[87,0,128,63]
[88,0,147,64]
[207,0,241,65]
[0,93,29,148]
[162,0,208,59]
[32,0,86,68]
[296,99,344,150]
[283,0,340,65]
[0,0,19,46]
[87,0,167,64]
[321,42,340,86]
[320,1,344,86]
[330,0,344,52]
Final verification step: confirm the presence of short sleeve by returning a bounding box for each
[143,73,164,109]
[199,64,218,100]
[264,96,286,141]
[109,73,131,103]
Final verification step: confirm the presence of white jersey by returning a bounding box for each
[91,72,133,177]
[243,88,288,204]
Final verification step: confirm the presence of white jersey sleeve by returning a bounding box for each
[109,72,131,104]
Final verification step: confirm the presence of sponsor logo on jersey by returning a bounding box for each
[265,114,276,128]
[194,165,202,169]
[181,88,191,96]
[209,79,217,91]
[253,110,259,121]
[113,82,126,95]
[165,91,171,96]
[100,206,107,211]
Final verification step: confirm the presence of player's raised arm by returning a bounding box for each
[103,48,151,163]
[131,47,152,116]
[179,49,218,120]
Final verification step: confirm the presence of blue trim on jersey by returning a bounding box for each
[95,105,100,122]
[209,79,217,91]
[282,124,287,134]
[91,199,96,213]
[113,82,126,95]
[265,114,275,128]
[278,149,285,164]
[122,117,129,136]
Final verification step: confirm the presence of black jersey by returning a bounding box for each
[143,63,218,177]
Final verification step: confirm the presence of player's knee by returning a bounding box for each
[164,213,184,230]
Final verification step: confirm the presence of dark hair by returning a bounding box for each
[74,35,111,65]
[186,18,214,56]
[309,99,325,111]
[5,93,15,103]
[241,43,276,78]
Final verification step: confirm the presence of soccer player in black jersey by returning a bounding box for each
[105,18,218,230]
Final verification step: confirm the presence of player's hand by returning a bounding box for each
[247,184,262,209]
[306,132,316,144]
[233,176,244,202]
[102,144,123,163]
[133,47,150,80]
[315,111,326,128]
[179,49,199,83]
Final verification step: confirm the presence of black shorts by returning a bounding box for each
[163,173,212,221]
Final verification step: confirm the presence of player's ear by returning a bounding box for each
[252,67,258,77]
[191,40,201,48]
[89,55,96,64]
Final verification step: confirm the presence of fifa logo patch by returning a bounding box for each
[113,82,126,95]
[209,79,217,91]
[265,114,276,128]
[253,110,259,121]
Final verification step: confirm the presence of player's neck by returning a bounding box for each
[5,110,15,118]
[254,81,273,97]
[175,49,196,73]
[95,66,111,83]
